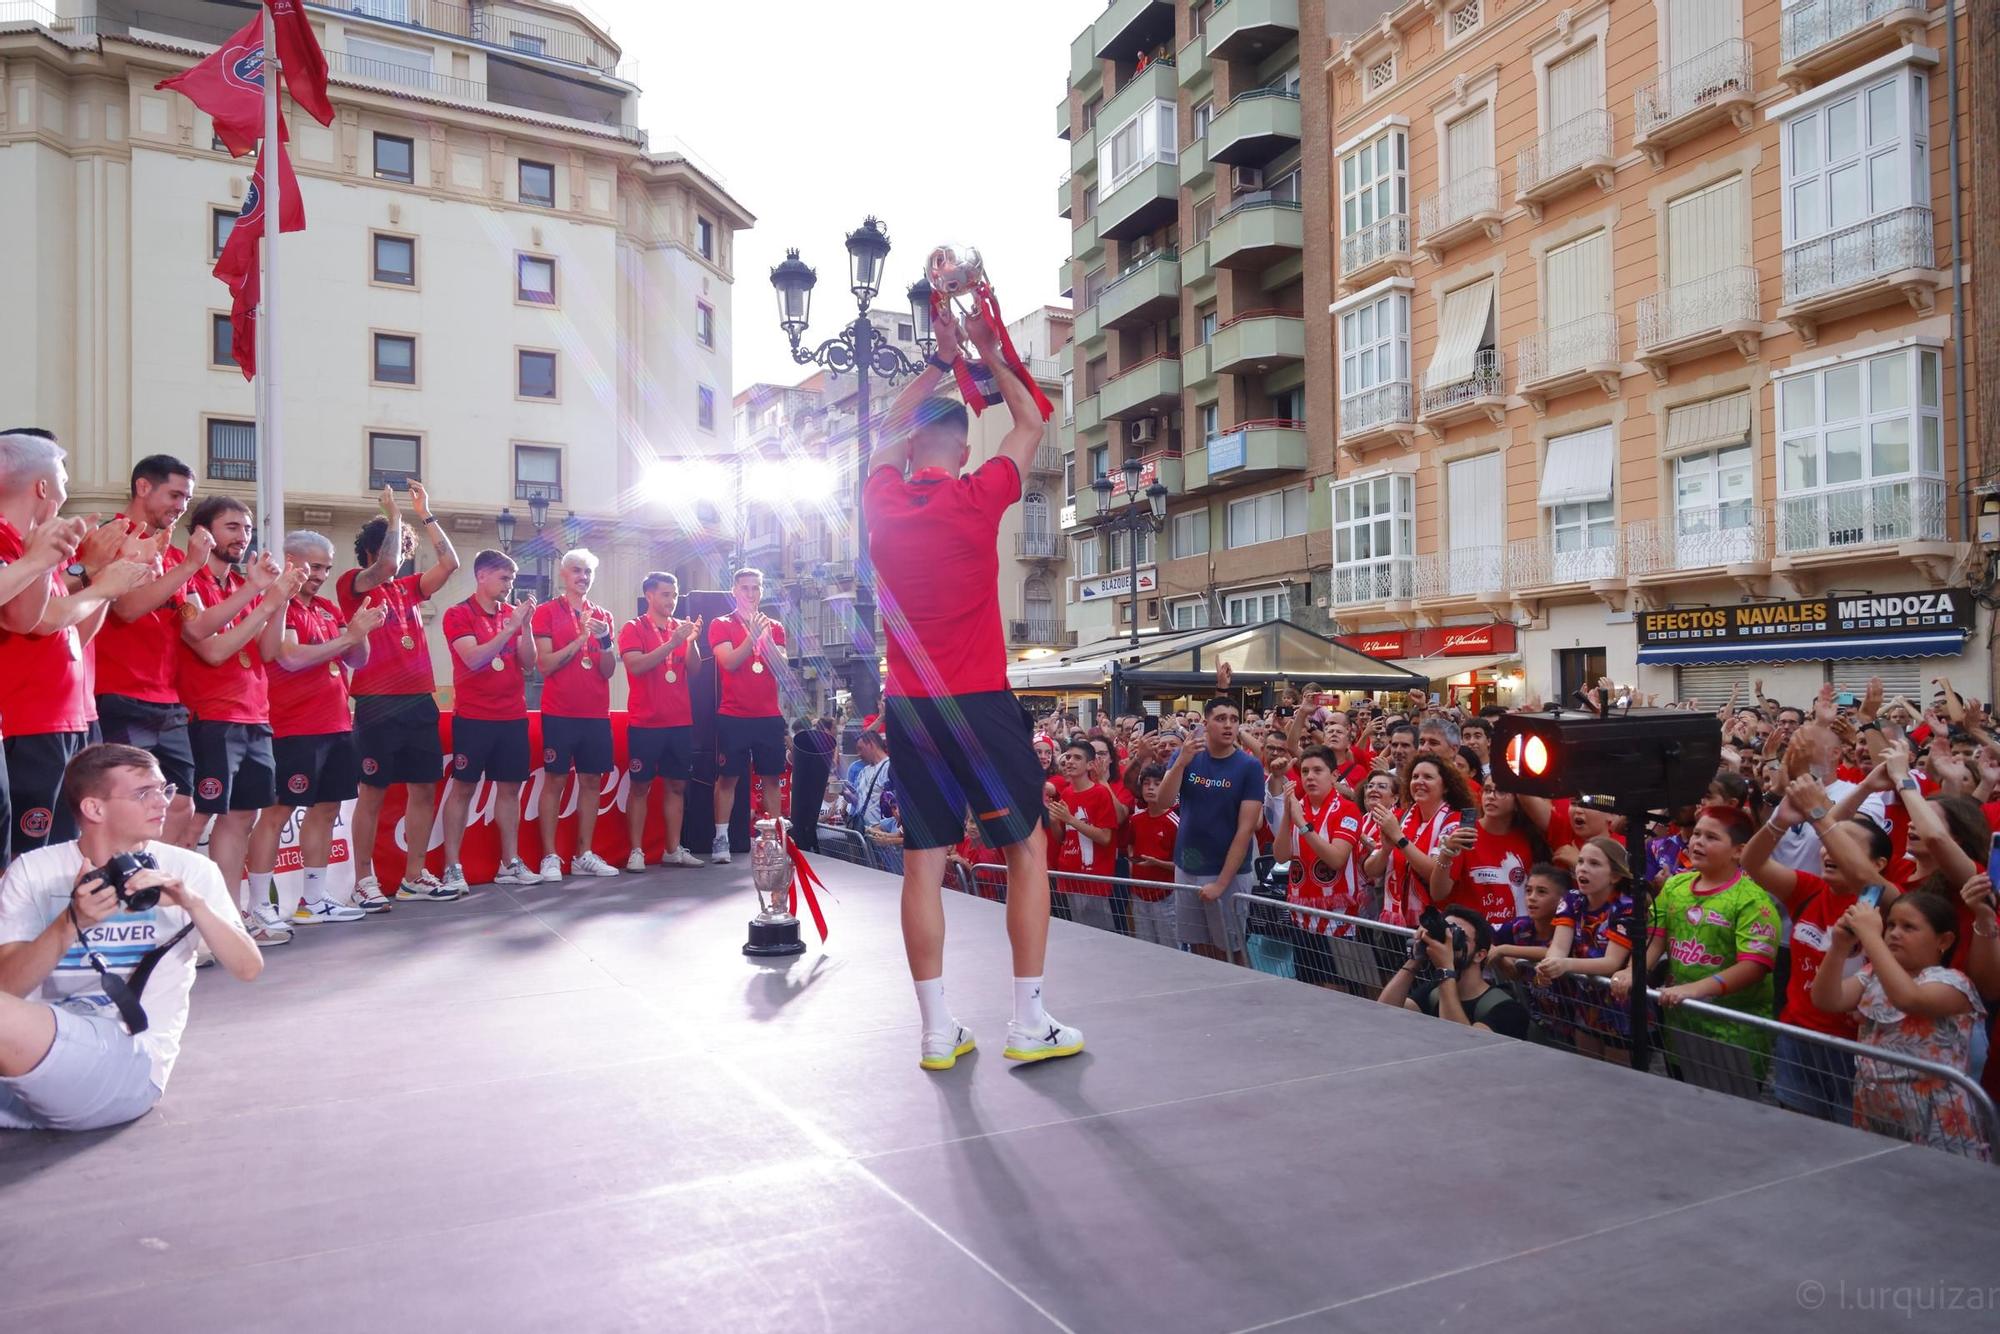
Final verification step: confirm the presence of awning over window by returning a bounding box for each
[1637,632,1967,666]
[1536,426,1614,506]
[1422,278,1494,390]
[1665,391,1751,453]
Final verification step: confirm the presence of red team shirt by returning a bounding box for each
[93,528,185,704]
[1288,794,1368,934]
[1127,807,1180,903]
[268,597,353,738]
[708,613,785,718]
[1781,871,1862,1039]
[178,565,269,725]
[619,616,695,728]
[862,456,1017,698]
[334,569,434,698]
[531,598,611,719]
[442,598,527,721]
[1051,780,1119,890]
[1384,804,1460,928]
[0,519,90,737]
[1442,824,1538,928]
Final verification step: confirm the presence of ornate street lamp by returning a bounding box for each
[1091,454,1170,652]
[495,506,517,553]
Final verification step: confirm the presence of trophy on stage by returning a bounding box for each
[925,243,1055,422]
[744,818,806,957]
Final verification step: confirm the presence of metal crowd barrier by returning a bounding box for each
[966,864,1251,956]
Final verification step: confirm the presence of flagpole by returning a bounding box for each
[258,2,284,553]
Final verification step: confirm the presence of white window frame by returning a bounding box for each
[1169,599,1210,630]
[1099,99,1179,191]
[1168,508,1209,558]
[1776,343,1945,495]
[1107,528,1157,569]
[1224,485,1308,550]
[1198,402,1219,441]
[1778,63,1929,248]
[1332,472,1415,595]
[1337,286,1410,400]
[1339,125,1407,242]
[1073,535,1101,579]
[1223,587,1291,626]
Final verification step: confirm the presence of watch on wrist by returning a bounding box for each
[1899,777,1921,791]
[1436,968,1458,980]
[925,352,957,374]
[421,514,442,526]
[65,561,87,583]
[1807,805,1829,822]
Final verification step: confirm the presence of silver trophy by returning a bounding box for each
[924,243,987,318]
[743,818,805,958]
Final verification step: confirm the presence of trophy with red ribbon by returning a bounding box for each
[743,818,829,958]
[925,243,1054,422]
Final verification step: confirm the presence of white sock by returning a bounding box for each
[248,871,274,916]
[302,867,329,905]
[1013,976,1047,1030]
[914,976,953,1037]
[274,872,305,921]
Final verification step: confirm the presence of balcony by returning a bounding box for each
[1210,311,1305,376]
[1183,341,1215,387]
[1094,0,1175,61]
[1634,39,1755,167]
[1071,130,1098,176]
[1178,134,1213,188]
[1057,169,1073,219]
[1184,421,1308,491]
[1101,60,1179,141]
[1414,546,1511,603]
[1514,110,1615,221]
[1419,350,1507,429]
[1177,32,1212,90]
[1637,267,1762,382]
[1339,214,1412,290]
[1015,531,1068,560]
[1029,445,1064,478]
[1099,252,1182,330]
[1516,312,1621,414]
[1626,509,1772,581]
[1775,477,1949,559]
[1073,303,1104,350]
[1099,160,1179,242]
[1071,453,1184,522]
[1011,618,1075,647]
[1339,382,1416,457]
[1074,212,1104,261]
[1074,394,1103,438]
[1058,261,1075,300]
[1777,207,1938,344]
[1211,198,1304,270]
[1779,0,1933,88]
[1418,167,1503,261]
[1058,95,1072,141]
[1206,0,1300,60]
[1210,89,1302,167]
[1508,532,1625,594]
[1182,238,1213,289]
[1071,23,1101,88]
[1334,559,1415,608]
[1099,355,1183,420]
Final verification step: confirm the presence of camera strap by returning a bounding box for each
[67,906,197,1036]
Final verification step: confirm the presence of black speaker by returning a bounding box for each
[1490,707,1721,812]
[678,589,752,854]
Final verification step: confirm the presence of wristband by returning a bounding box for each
[1394,837,1410,851]
[422,514,442,526]
[925,352,957,374]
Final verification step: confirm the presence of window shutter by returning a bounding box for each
[1545,229,1609,327]
[1547,44,1601,127]
[1665,174,1746,287]
[1448,452,1504,549]
[1667,0,1735,68]
[1446,104,1491,177]
[1423,278,1495,389]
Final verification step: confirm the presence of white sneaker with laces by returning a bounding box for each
[537,854,565,881]
[242,910,293,946]
[710,831,732,864]
[920,1024,976,1072]
[292,899,367,925]
[494,858,542,885]
[1002,1015,1084,1064]
[398,869,464,900]
[440,863,471,896]
[572,850,619,877]
[666,846,705,868]
[350,876,392,913]
[624,849,648,873]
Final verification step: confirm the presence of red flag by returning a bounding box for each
[227,258,259,381]
[154,14,267,157]
[213,139,306,290]
[265,0,333,127]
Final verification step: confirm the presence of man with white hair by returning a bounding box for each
[244,532,386,925]
[0,429,153,865]
[530,547,621,881]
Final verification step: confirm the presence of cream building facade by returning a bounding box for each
[0,1,750,704]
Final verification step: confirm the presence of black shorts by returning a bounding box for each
[628,725,694,783]
[541,714,615,775]
[94,695,195,795]
[273,732,362,807]
[884,691,1043,853]
[189,720,276,814]
[451,716,530,784]
[3,731,87,853]
[716,714,786,778]
[352,694,445,789]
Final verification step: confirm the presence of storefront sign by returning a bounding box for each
[1060,502,1077,529]
[1637,591,1973,647]
[1208,430,1246,473]
[1341,631,1408,657]
[1075,568,1158,601]
[1337,623,1518,659]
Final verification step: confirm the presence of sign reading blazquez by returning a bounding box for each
[1637,591,1974,646]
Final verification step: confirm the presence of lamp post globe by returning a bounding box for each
[1119,454,1143,500]
[844,216,892,305]
[495,506,516,553]
[906,278,936,356]
[527,490,551,533]
[1145,481,1169,521]
[770,249,817,338]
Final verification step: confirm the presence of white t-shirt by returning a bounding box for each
[1773,780,1891,874]
[0,842,238,1090]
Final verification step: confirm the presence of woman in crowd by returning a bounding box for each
[1427,785,1542,930]
[1812,891,1990,1160]
[1369,754,1472,929]
[1535,837,1638,1063]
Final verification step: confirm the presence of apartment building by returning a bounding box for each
[0,1,750,704]
[1323,0,1981,708]
[1059,0,1347,646]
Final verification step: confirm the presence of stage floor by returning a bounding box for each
[3,855,1997,1333]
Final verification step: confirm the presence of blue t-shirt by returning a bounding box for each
[1174,747,1267,877]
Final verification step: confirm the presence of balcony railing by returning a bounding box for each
[1333,559,1414,606]
[1516,109,1614,196]
[326,0,621,73]
[1625,508,1770,574]
[1782,206,1934,305]
[1339,381,1414,436]
[327,49,487,102]
[1518,312,1619,385]
[1781,0,1921,66]
[1636,39,1754,140]
[1030,445,1064,476]
[1103,248,1179,292]
[1414,545,1508,600]
[1013,616,1065,645]
[1016,531,1065,559]
[1419,166,1501,237]
[1639,266,1761,349]
[1508,532,1623,588]
[1420,349,1504,417]
[1777,477,1947,554]
[1340,214,1410,276]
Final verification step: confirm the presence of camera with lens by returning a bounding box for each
[100,850,162,912]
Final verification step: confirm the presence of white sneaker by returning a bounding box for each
[292,899,367,925]
[243,910,293,946]
[572,850,619,878]
[710,831,732,864]
[666,846,705,868]
[440,863,471,896]
[494,857,542,885]
[350,876,392,914]
[398,867,465,901]
[537,854,565,882]
[624,848,648,873]
[1002,1016,1084,1064]
[920,1024,976,1072]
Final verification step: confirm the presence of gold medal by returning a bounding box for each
[665,670,676,684]
[581,656,594,670]
[492,657,507,673]
[329,663,342,677]
[400,634,416,650]
[237,651,252,668]
[751,660,765,674]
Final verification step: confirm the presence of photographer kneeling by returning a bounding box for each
[0,743,261,1131]
[1378,904,1531,1038]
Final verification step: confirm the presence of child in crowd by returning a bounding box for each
[1536,838,1638,1063]
[1126,767,1180,946]
[1488,862,1567,1039]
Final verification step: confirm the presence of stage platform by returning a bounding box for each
[3,855,1997,1333]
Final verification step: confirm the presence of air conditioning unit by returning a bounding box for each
[1129,419,1158,445]
[1230,165,1264,194]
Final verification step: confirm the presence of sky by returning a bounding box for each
[595,0,1106,394]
